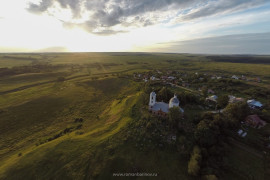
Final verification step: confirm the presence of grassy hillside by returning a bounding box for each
[1,93,138,179]
[0,74,137,178]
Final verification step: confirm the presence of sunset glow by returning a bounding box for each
[0,0,270,54]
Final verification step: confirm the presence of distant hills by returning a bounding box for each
[207,55,270,64]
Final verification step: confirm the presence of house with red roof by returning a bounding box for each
[245,115,266,129]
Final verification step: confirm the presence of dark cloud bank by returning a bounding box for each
[156,32,270,54]
[27,0,268,35]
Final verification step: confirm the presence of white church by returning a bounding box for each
[149,92,184,117]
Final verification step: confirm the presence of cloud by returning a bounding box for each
[151,32,270,54]
[28,0,53,14]
[36,46,68,52]
[0,46,68,53]
[0,46,31,53]
[27,0,268,35]
[179,0,267,21]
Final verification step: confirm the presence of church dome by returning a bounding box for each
[170,96,179,104]
[169,94,180,108]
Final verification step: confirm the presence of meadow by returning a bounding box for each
[0,53,269,179]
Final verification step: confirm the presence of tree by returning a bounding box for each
[144,82,152,94]
[195,117,220,146]
[168,106,182,127]
[203,175,218,180]
[217,95,229,109]
[224,101,249,126]
[202,86,208,98]
[188,146,202,176]
[158,87,173,102]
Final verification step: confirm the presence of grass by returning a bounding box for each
[0,72,69,92]
[0,88,139,179]
[1,53,270,78]
[224,142,265,180]
[0,68,145,179]
[96,143,194,180]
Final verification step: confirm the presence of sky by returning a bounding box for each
[0,0,270,54]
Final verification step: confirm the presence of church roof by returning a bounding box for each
[152,102,169,113]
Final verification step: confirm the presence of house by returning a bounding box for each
[168,76,176,80]
[228,95,244,103]
[247,99,263,109]
[232,75,239,80]
[235,98,244,103]
[238,129,247,137]
[217,76,222,80]
[228,95,236,103]
[241,132,247,137]
[149,92,184,117]
[238,129,243,135]
[245,115,266,129]
[150,76,156,81]
[206,95,218,102]
[241,75,246,80]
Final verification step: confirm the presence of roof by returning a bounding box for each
[247,99,262,107]
[245,115,266,128]
[180,108,184,113]
[169,95,179,104]
[246,115,263,122]
[238,129,243,135]
[229,95,244,103]
[207,95,218,102]
[151,102,169,113]
[229,95,236,100]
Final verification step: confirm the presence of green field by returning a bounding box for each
[0,53,269,179]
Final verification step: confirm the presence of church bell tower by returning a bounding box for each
[149,92,156,107]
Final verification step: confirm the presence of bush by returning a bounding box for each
[188,146,202,176]
[74,118,84,123]
[57,76,65,82]
[203,175,218,180]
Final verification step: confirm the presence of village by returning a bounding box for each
[131,69,270,150]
